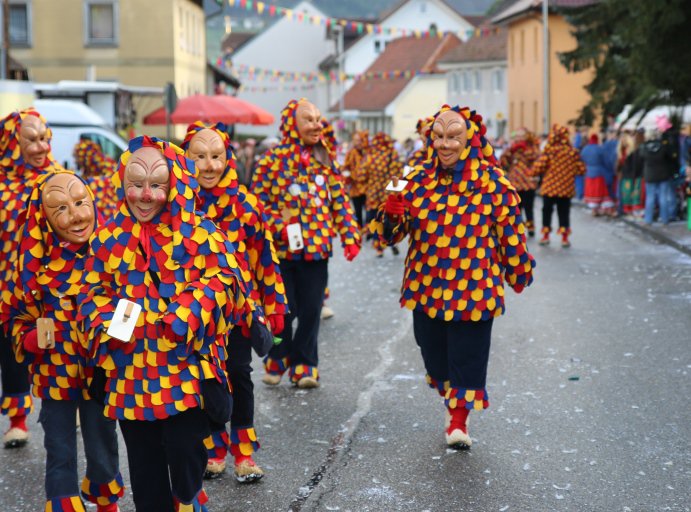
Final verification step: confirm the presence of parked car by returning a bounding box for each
[33,99,127,169]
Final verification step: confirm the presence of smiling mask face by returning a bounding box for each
[296,101,323,146]
[186,129,227,190]
[42,174,95,244]
[431,110,468,169]
[124,147,170,223]
[19,115,50,168]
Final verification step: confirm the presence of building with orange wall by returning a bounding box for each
[492,0,595,135]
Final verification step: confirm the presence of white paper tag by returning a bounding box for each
[286,223,304,251]
[106,299,142,343]
[403,165,412,177]
[315,175,325,186]
[341,170,351,178]
[386,179,408,192]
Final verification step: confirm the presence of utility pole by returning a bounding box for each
[542,0,550,134]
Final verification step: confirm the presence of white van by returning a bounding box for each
[33,99,128,169]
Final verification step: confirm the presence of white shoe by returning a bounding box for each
[296,376,320,389]
[320,306,334,319]
[3,427,29,449]
[262,373,281,386]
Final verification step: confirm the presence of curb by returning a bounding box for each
[619,217,691,257]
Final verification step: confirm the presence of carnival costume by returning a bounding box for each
[0,108,60,448]
[78,136,253,511]
[530,124,586,247]
[363,132,403,256]
[499,130,540,236]
[406,117,434,169]
[251,99,360,387]
[74,139,119,220]
[370,105,535,449]
[182,122,287,483]
[343,130,369,231]
[1,171,123,512]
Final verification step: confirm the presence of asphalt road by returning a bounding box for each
[1,203,690,512]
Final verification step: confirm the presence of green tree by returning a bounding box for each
[559,0,691,128]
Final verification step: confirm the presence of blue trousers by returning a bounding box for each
[644,180,674,224]
[412,310,493,390]
[39,397,119,502]
[270,259,328,369]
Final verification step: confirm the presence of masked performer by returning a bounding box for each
[79,136,254,512]
[2,171,122,512]
[74,139,119,220]
[251,99,360,388]
[0,108,61,448]
[343,130,369,234]
[406,117,434,169]
[530,124,586,248]
[364,132,403,257]
[182,122,287,483]
[371,105,535,449]
[499,128,540,237]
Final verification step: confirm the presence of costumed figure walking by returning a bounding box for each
[363,132,403,257]
[342,130,369,234]
[406,117,434,169]
[73,139,119,220]
[251,98,361,388]
[1,171,123,512]
[530,124,586,248]
[370,105,535,449]
[78,136,258,512]
[499,127,540,237]
[182,122,287,483]
[0,108,61,449]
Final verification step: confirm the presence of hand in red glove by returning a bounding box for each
[267,314,284,336]
[344,244,360,261]
[384,193,406,217]
[22,329,41,354]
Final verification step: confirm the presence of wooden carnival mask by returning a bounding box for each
[41,173,95,245]
[186,128,227,190]
[431,110,468,169]
[19,115,50,168]
[296,100,323,146]
[124,147,170,223]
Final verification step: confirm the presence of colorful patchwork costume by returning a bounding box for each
[73,139,119,220]
[78,136,252,511]
[406,116,434,169]
[363,132,403,255]
[530,124,586,247]
[499,129,540,236]
[370,105,535,448]
[251,99,360,385]
[0,108,61,449]
[2,171,122,512]
[342,130,369,231]
[182,122,287,482]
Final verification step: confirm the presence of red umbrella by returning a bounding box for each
[212,95,274,125]
[143,94,273,126]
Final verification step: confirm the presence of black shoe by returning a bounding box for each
[391,246,400,255]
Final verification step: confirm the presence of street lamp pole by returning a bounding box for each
[542,0,550,134]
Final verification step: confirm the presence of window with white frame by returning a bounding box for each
[84,0,118,46]
[493,69,504,92]
[462,71,470,92]
[474,71,481,92]
[9,1,31,46]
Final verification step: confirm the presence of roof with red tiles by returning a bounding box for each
[334,33,461,112]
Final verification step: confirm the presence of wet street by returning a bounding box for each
[1,203,690,512]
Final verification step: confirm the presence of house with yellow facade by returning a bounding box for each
[8,0,214,136]
[492,0,595,135]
